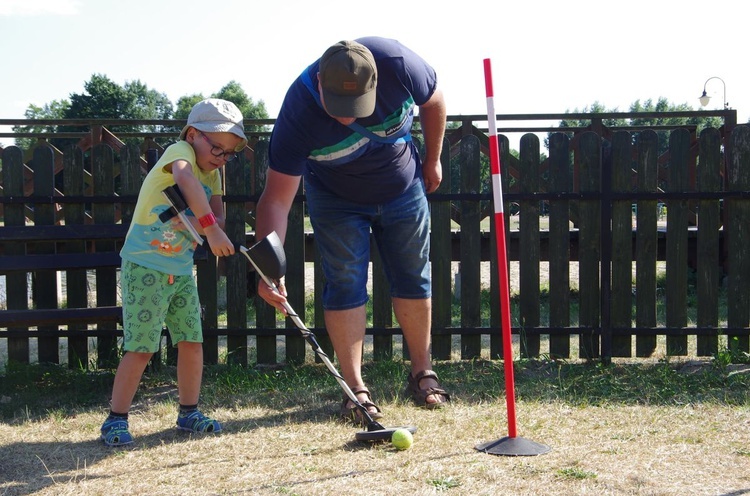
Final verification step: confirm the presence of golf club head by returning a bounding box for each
[355,425,417,442]
[247,231,286,280]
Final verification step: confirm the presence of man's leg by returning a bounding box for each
[393,296,446,406]
[325,305,380,415]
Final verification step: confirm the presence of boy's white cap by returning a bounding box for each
[179,98,248,151]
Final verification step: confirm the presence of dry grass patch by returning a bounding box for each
[1,359,749,495]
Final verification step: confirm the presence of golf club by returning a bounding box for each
[237,231,417,442]
[160,185,204,245]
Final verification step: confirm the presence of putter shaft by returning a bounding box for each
[238,245,379,426]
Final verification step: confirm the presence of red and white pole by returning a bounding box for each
[483,58,517,438]
[476,59,550,455]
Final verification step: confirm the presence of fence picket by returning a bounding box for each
[696,128,721,356]
[635,131,659,357]
[371,236,393,360]
[548,133,571,358]
[430,137,452,360]
[611,132,634,357]
[62,145,88,367]
[665,129,691,355]
[32,145,59,363]
[225,153,250,366]
[252,140,278,364]
[519,133,541,357]
[578,132,601,359]
[459,135,481,359]
[282,178,305,363]
[488,134,512,359]
[92,143,118,367]
[727,126,750,350]
[2,146,30,363]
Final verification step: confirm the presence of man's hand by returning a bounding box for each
[422,158,443,193]
[257,277,288,315]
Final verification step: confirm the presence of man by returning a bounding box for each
[255,37,450,424]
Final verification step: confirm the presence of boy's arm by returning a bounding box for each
[171,159,234,256]
[170,160,213,219]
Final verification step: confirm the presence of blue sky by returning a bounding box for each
[1,0,747,148]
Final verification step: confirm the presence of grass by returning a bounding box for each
[2,225,749,494]
[2,354,750,420]
[1,354,749,495]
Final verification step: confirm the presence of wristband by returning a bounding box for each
[198,212,217,229]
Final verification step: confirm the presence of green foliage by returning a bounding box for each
[559,100,628,128]
[3,355,749,422]
[12,100,71,150]
[11,75,269,150]
[714,337,750,369]
[555,97,724,157]
[174,94,205,120]
[65,74,173,120]
[628,98,722,130]
[427,476,462,490]
[556,467,597,480]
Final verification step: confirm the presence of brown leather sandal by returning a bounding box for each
[406,370,451,409]
[339,388,383,426]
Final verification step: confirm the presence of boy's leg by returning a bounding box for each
[102,261,173,446]
[109,351,154,413]
[101,351,153,447]
[176,341,203,406]
[165,276,220,433]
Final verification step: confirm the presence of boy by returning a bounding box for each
[100,98,245,446]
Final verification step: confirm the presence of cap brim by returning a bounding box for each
[322,88,376,118]
[179,123,248,151]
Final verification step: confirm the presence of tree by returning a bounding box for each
[11,75,270,151]
[554,97,724,156]
[558,101,629,129]
[627,97,722,132]
[59,74,173,147]
[65,74,172,120]
[12,99,70,150]
[11,74,176,150]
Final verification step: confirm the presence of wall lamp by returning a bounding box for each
[699,76,728,109]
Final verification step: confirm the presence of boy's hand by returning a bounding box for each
[170,217,185,230]
[204,227,235,257]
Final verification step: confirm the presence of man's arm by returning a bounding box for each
[253,168,302,312]
[417,87,446,193]
[255,168,302,244]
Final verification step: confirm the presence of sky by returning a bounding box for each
[1,0,748,149]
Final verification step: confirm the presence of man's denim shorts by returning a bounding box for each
[305,179,431,311]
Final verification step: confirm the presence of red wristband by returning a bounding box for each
[198,212,217,228]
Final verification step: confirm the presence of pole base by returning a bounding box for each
[475,436,551,456]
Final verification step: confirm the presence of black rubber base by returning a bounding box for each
[355,425,417,442]
[475,436,551,456]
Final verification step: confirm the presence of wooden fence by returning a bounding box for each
[1,112,749,368]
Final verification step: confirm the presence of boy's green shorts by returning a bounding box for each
[121,260,202,353]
